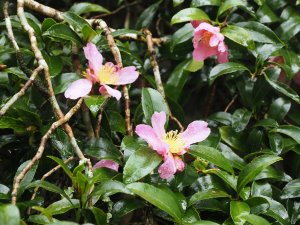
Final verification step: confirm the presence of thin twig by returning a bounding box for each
[94,19,133,135]
[11,99,83,204]
[224,94,238,113]
[95,108,104,138]
[0,66,43,117]
[143,29,184,132]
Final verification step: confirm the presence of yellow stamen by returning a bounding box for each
[97,64,118,84]
[163,130,186,154]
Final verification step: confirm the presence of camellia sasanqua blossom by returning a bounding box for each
[64,43,139,100]
[135,111,210,179]
[192,21,229,63]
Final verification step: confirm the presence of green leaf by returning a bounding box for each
[82,25,98,43]
[241,214,271,225]
[26,180,70,201]
[69,2,110,15]
[84,138,123,164]
[112,29,142,37]
[43,54,63,77]
[136,1,162,29]
[171,23,194,51]
[111,199,144,221]
[268,97,291,122]
[191,0,221,7]
[189,189,230,206]
[209,62,249,84]
[43,23,83,45]
[281,179,300,199]
[62,12,90,30]
[90,207,107,225]
[127,182,184,223]
[92,180,131,198]
[264,74,300,104]
[190,221,220,225]
[237,155,282,193]
[0,204,20,225]
[52,73,81,94]
[218,0,248,16]
[173,0,185,7]
[41,18,56,32]
[222,25,255,49]
[190,145,234,174]
[165,59,191,100]
[123,147,162,184]
[273,125,300,144]
[46,199,80,215]
[219,126,247,151]
[48,156,73,179]
[15,160,39,197]
[232,108,252,132]
[83,95,108,117]
[230,201,250,224]
[208,169,237,190]
[141,88,169,124]
[237,21,283,44]
[171,8,210,25]
[186,58,204,72]
[276,17,300,41]
[256,4,280,23]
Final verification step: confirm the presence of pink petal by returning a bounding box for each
[135,124,168,156]
[192,42,218,61]
[194,22,219,35]
[64,79,92,99]
[209,33,224,47]
[174,156,185,172]
[217,43,229,63]
[114,66,139,85]
[151,112,166,138]
[93,160,119,171]
[100,84,122,100]
[180,121,210,146]
[158,154,177,179]
[83,42,103,73]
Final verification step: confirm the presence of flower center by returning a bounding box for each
[201,31,213,45]
[163,130,186,154]
[97,64,118,84]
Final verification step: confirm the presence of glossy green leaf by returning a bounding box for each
[83,95,108,117]
[136,1,162,29]
[189,189,230,206]
[268,97,291,122]
[92,180,132,198]
[273,125,300,144]
[90,207,107,225]
[222,25,255,49]
[127,182,184,223]
[218,0,248,16]
[281,179,300,199]
[46,199,80,215]
[237,155,282,193]
[191,0,221,7]
[52,72,81,94]
[256,4,280,23]
[171,8,210,25]
[69,2,110,15]
[237,21,282,44]
[232,108,252,132]
[209,62,249,84]
[241,214,271,225]
[208,169,237,190]
[62,12,90,30]
[141,88,169,124]
[0,204,20,225]
[171,23,194,51]
[230,201,250,224]
[15,160,39,197]
[190,221,220,225]
[48,156,73,179]
[41,18,56,32]
[173,0,184,7]
[190,145,234,174]
[123,147,162,184]
[264,73,300,104]
[43,23,83,45]
[84,138,123,164]
[111,199,144,221]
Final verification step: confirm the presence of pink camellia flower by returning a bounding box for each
[135,111,210,179]
[64,43,139,100]
[93,159,119,171]
[192,21,229,63]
